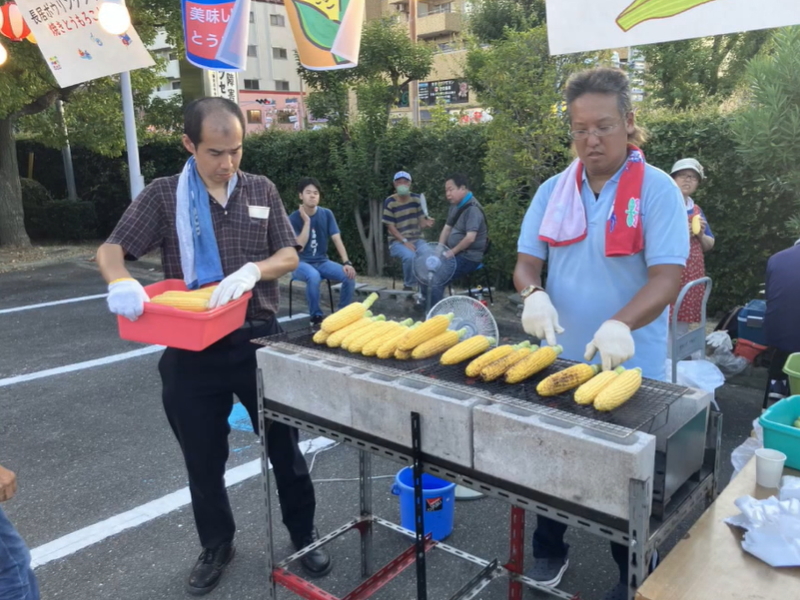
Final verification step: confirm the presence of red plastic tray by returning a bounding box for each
[117,279,251,351]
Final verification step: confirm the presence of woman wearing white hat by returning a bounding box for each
[669,158,715,337]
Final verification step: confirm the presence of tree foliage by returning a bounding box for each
[467,0,546,44]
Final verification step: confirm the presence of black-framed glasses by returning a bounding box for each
[569,119,623,141]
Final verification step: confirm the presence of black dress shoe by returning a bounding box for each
[185,542,235,596]
[310,315,324,326]
[292,528,332,578]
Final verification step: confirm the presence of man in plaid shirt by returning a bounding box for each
[96,98,331,595]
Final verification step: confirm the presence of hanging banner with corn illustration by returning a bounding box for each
[545,0,800,55]
[285,0,365,70]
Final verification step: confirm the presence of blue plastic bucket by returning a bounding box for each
[391,467,456,541]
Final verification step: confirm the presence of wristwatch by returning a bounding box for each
[343,261,352,266]
[519,284,545,300]
[401,237,409,243]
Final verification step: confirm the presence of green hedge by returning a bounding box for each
[17,110,794,314]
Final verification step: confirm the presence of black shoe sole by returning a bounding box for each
[185,546,236,596]
[300,557,333,579]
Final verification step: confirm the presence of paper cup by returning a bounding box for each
[755,448,787,488]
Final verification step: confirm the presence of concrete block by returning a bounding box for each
[472,403,656,519]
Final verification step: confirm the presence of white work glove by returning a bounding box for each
[209,262,261,309]
[107,278,150,322]
[584,320,635,371]
[521,291,564,346]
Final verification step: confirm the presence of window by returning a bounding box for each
[168,52,178,61]
[275,80,290,91]
[247,110,261,124]
[249,11,254,23]
[243,79,260,90]
[247,45,257,57]
[270,14,285,26]
[272,47,287,60]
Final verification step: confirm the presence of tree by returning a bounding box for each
[637,31,773,110]
[297,17,433,276]
[733,26,800,238]
[467,0,546,44]
[0,2,183,247]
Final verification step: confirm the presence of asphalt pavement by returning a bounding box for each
[0,259,766,600]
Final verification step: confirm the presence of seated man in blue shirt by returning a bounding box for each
[514,67,688,600]
[289,177,357,325]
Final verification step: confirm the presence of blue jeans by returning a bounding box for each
[421,255,481,306]
[292,260,355,317]
[389,239,426,289]
[0,506,39,600]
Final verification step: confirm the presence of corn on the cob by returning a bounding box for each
[149,294,209,312]
[411,328,467,360]
[376,322,422,359]
[465,341,530,378]
[396,313,454,351]
[394,348,412,360]
[691,214,702,235]
[155,286,218,299]
[361,318,414,356]
[594,368,642,411]
[616,0,717,32]
[321,292,379,333]
[441,335,496,365]
[481,345,538,382]
[341,317,390,351]
[536,363,599,397]
[348,320,402,354]
[325,312,378,348]
[504,345,563,384]
[313,328,332,344]
[573,366,626,405]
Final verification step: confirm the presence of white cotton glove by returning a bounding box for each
[521,291,564,346]
[209,262,261,309]
[584,320,635,371]
[107,278,150,322]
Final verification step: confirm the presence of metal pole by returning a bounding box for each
[409,0,420,127]
[55,100,78,201]
[120,70,145,200]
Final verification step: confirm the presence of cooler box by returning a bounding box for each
[117,279,251,351]
[737,299,767,346]
[759,395,800,470]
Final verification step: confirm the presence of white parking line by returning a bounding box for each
[0,313,309,388]
[0,293,108,315]
[30,436,335,568]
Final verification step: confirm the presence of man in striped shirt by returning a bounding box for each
[382,171,435,290]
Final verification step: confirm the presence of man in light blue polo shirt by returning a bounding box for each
[514,67,688,600]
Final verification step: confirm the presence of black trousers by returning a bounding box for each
[533,516,628,583]
[158,318,316,549]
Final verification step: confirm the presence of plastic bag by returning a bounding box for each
[781,476,800,502]
[666,359,725,393]
[705,331,749,378]
[731,418,764,479]
[725,495,800,567]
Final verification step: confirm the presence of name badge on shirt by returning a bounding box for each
[248,205,270,220]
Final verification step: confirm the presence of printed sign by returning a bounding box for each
[545,0,800,55]
[206,69,238,104]
[182,0,250,71]
[16,0,154,88]
[284,0,364,71]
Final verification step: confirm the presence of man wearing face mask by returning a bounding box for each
[383,171,435,291]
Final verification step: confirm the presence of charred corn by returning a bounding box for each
[394,348,412,360]
[376,322,422,359]
[441,335,496,365]
[362,318,414,356]
[465,341,530,378]
[481,345,538,382]
[594,368,642,411]
[325,312,377,348]
[149,294,209,312]
[536,363,599,397]
[573,367,626,405]
[321,292,379,333]
[348,320,403,354]
[411,328,467,360]
[504,345,563,384]
[341,317,391,352]
[396,313,454,351]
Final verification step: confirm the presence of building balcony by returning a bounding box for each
[416,10,462,38]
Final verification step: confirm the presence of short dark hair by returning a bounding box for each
[298,177,321,194]
[446,173,469,189]
[564,67,647,146]
[183,97,246,146]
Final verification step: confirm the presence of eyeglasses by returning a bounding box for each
[569,119,622,141]
[674,172,700,182]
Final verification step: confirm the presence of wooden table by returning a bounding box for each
[636,456,800,600]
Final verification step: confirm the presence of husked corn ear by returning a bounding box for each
[691,214,702,235]
[394,348,412,360]
[348,320,400,354]
[441,335,496,365]
[313,328,332,344]
[465,341,530,378]
[397,313,454,351]
[150,294,209,312]
[362,319,414,356]
[504,345,563,384]
[340,317,388,351]
[321,292,379,333]
[481,346,537,382]
[376,322,422,359]
[411,328,467,360]
[573,366,626,405]
[325,312,377,348]
[536,363,599,397]
[157,286,218,299]
[594,368,642,412]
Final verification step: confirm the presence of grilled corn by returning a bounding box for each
[536,363,599,397]
[504,345,562,384]
[342,318,392,352]
[376,322,422,359]
[321,292,379,333]
[325,312,378,348]
[411,328,467,360]
[573,367,626,405]
[691,214,702,235]
[481,345,538,382]
[361,318,414,356]
[396,313,454,351]
[594,368,642,411]
[465,341,530,378]
[440,335,496,365]
[394,348,412,360]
